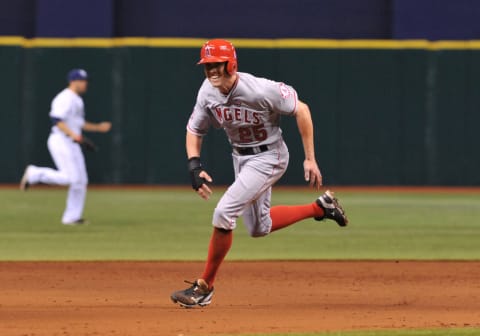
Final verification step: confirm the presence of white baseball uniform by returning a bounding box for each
[187,72,298,236]
[27,88,88,224]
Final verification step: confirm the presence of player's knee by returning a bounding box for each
[243,216,272,238]
[247,227,269,238]
[70,178,87,188]
[69,173,88,187]
[59,174,73,185]
[213,221,236,231]
[245,217,271,238]
[215,227,232,234]
[213,207,237,231]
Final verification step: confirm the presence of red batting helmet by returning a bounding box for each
[197,39,238,75]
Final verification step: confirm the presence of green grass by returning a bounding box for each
[227,329,480,336]
[0,188,479,260]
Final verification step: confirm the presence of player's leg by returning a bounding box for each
[242,187,273,237]
[46,135,87,224]
[270,201,325,232]
[23,135,71,187]
[239,141,320,235]
[171,149,287,307]
[197,154,242,290]
[198,226,232,286]
[202,149,288,283]
[244,142,347,233]
[62,144,88,224]
[244,187,325,235]
[26,165,70,185]
[246,190,348,234]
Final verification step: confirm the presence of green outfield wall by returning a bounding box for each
[1,38,479,185]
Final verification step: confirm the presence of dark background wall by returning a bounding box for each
[1,1,479,186]
[1,43,479,186]
[1,0,480,40]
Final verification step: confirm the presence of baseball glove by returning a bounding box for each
[77,136,99,152]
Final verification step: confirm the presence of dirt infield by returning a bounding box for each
[1,261,479,336]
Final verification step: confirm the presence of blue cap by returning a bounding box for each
[67,69,88,82]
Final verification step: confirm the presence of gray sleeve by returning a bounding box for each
[263,80,298,116]
[186,96,211,136]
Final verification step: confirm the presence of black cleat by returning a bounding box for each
[171,279,214,308]
[63,218,88,226]
[315,190,348,227]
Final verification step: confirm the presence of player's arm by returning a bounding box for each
[295,100,322,189]
[82,121,112,133]
[186,130,213,200]
[55,120,82,142]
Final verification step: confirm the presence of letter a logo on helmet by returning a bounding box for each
[198,39,238,75]
[204,44,213,57]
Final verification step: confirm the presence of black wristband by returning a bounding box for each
[188,157,207,191]
[188,157,202,172]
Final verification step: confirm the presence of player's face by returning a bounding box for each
[75,80,88,94]
[204,62,228,87]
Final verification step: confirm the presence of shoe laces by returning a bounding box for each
[183,280,205,295]
[331,198,346,215]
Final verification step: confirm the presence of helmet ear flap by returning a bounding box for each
[226,60,237,75]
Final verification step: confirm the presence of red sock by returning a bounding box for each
[270,202,324,232]
[201,228,233,289]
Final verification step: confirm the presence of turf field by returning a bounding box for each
[1,187,479,261]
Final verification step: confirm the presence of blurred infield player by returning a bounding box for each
[19,69,111,225]
[171,40,348,308]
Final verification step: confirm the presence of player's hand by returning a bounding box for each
[196,171,213,200]
[71,134,83,143]
[303,159,322,190]
[81,136,99,152]
[97,122,112,133]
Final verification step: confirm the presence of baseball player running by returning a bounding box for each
[20,69,111,225]
[171,40,348,308]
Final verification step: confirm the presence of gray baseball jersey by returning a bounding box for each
[187,72,299,236]
[187,72,298,147]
